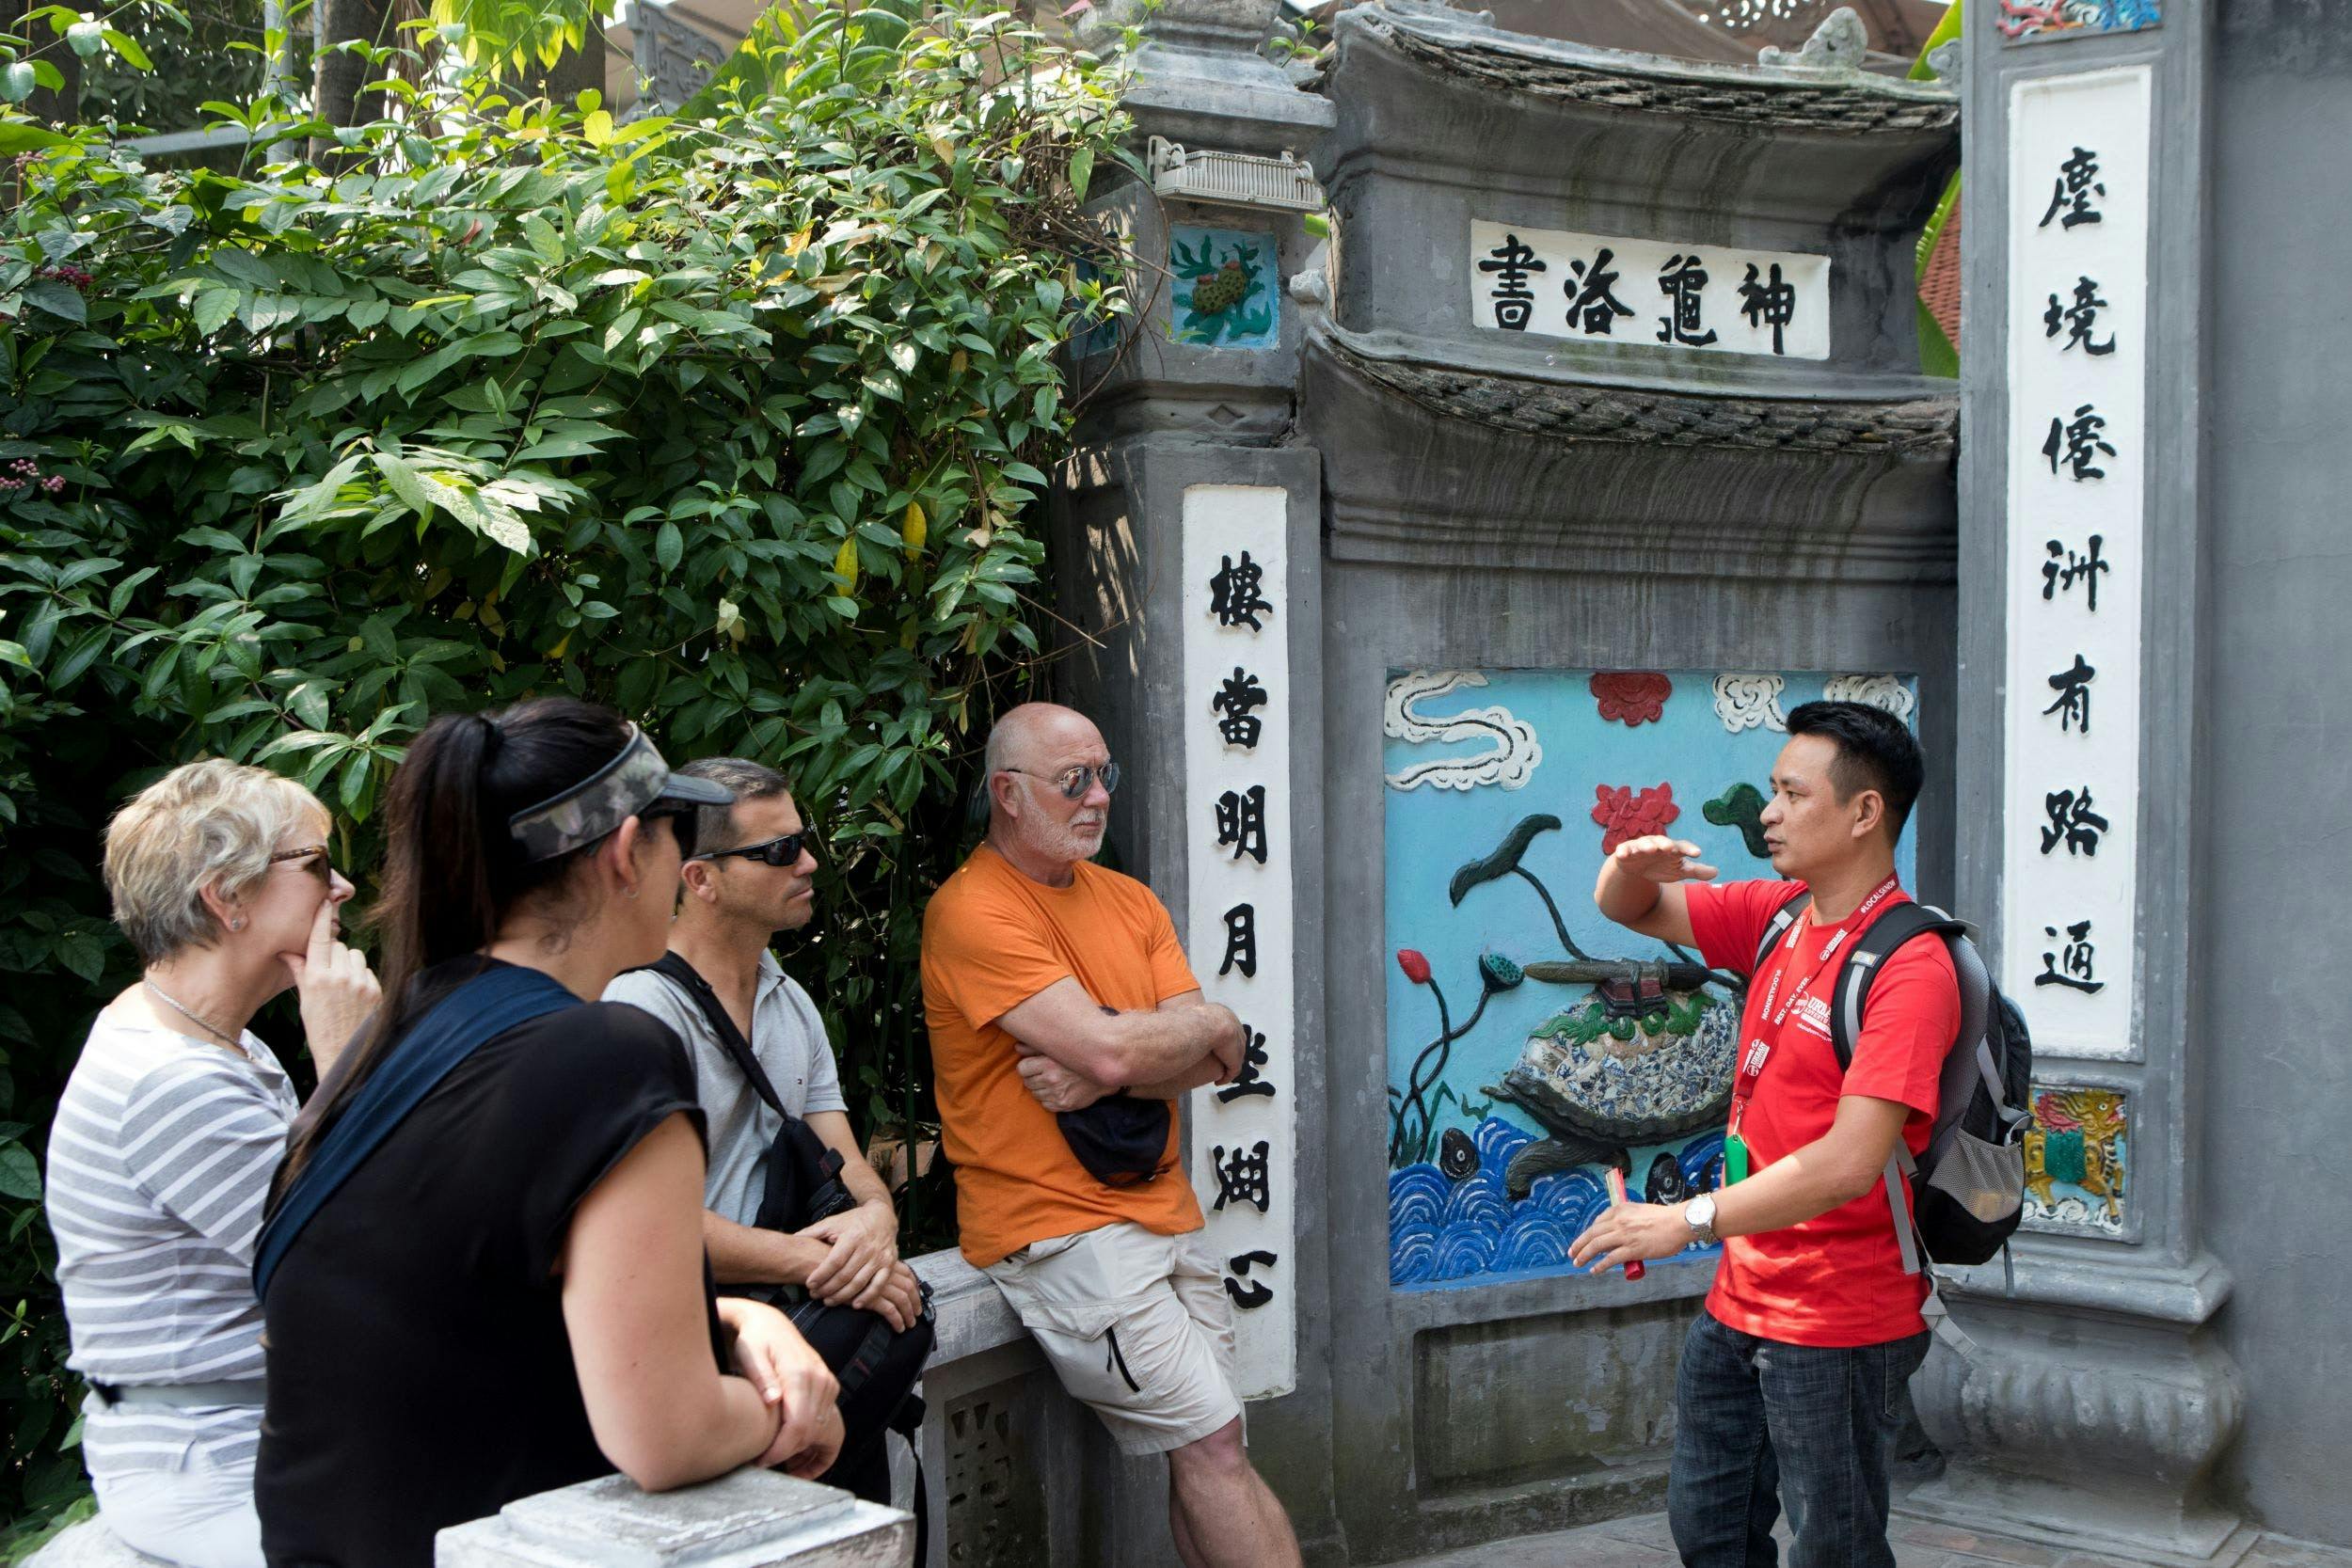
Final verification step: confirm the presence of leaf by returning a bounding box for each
[0,121,69,151]
[191,285,238,337]
[583,109,614,147]
[515,433,612,463]
[24,279,86,324]
[102,27,152,69]
[340,751,371,815]
[65,19,103,56]
[834,536,860,593]
[287,678,332,730]
[655,521,683,573]
[902,500,927,559]
[0,1143,40,1202]
[1069,146,1093,202]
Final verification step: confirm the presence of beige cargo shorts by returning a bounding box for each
[983,1221,1243,1456]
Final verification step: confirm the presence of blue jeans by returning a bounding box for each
[1666,1308,1930,1568]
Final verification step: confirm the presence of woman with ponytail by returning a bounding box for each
[251,699,841,1566]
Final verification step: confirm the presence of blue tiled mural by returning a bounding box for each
[1382,669,1919,1291]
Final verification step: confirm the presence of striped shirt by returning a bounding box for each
[46,1009,296,1481]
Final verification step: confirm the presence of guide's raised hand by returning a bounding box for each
[1609,835,1718,885]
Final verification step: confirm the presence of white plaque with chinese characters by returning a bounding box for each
[1469,220,1832,360]
[1180,483,1297,1400]
[2000,66,2152,1060]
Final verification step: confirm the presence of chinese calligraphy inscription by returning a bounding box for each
[1469,221,1830,360]
[1181,483,1298,1393]
[2002,66,2152,1060]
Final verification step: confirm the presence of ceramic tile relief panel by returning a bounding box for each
[1999,1,2160,43]
[1383,669,1919,1290]
[1168,227,1279,349]
[2022,1084,2129,1236]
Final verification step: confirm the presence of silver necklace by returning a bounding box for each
[143,977,248,1055]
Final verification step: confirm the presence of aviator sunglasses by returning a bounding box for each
[1001,761,1121,800]
[688,830,810,867]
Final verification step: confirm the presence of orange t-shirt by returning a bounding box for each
[920,845,1207,1267]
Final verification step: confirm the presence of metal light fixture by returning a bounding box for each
[1147,136,1326,214]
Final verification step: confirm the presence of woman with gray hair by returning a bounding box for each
[45,758,380,1568]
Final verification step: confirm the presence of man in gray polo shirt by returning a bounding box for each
[604,758,920,1332]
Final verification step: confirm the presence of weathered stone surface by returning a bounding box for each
[434,1470,912,1568]
[23,1521,173,1568]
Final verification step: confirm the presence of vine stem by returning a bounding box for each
[1512,864,1593,962]
[1391,978,1491,1168]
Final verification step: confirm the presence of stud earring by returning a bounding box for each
[230,917,246,930]
[624,886,640,900]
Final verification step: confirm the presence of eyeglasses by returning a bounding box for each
[268,846,340,885]
[690,831,811,867]
[1001,762,1120,801]
[637,803,701,862]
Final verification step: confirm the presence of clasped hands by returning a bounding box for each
[794,1200,922,1332]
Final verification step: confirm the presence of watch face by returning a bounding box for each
[1688,1194,1717,1228]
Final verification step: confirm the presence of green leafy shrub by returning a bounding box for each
[0,2,1132,1534]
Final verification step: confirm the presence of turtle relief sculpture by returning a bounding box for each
[1394,812,1744,1198]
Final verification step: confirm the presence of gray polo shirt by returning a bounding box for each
[603,951,849,1227]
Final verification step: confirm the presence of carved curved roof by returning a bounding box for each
[1319,327,1958,458]
[1354,8,1960,135]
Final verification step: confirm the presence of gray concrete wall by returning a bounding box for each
[2201,6,2352,1546]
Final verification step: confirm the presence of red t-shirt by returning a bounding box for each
[1684,878,1959,1347]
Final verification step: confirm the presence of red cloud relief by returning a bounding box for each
[1589,671,1673,727]
[1593,783,1680,853]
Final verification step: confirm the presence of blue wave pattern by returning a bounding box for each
[1390,1117,1726,1288]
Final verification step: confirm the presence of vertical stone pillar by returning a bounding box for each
[1908,6,2247,1563]
[1049,0,1334,1555]
[434,1471,912,1567]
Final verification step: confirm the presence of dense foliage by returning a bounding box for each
[0,3,1133,1537]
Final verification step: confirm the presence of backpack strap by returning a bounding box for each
[257,963,577,1298]
[639,951,789,1117]
[1823,899,1975,1279]
[1750,888,1812,976]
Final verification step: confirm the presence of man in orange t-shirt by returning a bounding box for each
[921,703,1301,1568]
[1570,701,1957,1568]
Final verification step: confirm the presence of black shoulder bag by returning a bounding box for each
[636,954,934,1528]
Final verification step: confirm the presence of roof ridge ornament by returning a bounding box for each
[1755,5,1870,73]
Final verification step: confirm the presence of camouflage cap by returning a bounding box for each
[507,723,734,864]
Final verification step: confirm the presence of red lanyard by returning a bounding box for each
[1729,876,1899,1131]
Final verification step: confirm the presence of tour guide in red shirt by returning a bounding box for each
[1570,700,1958,1568]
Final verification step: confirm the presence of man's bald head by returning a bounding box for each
[983,703,1112,873]
[984,704,1102,778]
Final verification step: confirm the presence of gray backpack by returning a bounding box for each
[1754,896,2031,1273]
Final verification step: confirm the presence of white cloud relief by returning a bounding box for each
[1382,671,1541,792]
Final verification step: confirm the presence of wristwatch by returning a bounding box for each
[1682,1194,1719,1247]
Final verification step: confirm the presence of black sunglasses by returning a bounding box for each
[268,845,341,884]
[689,831,810,867]
[638,803,701,861]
